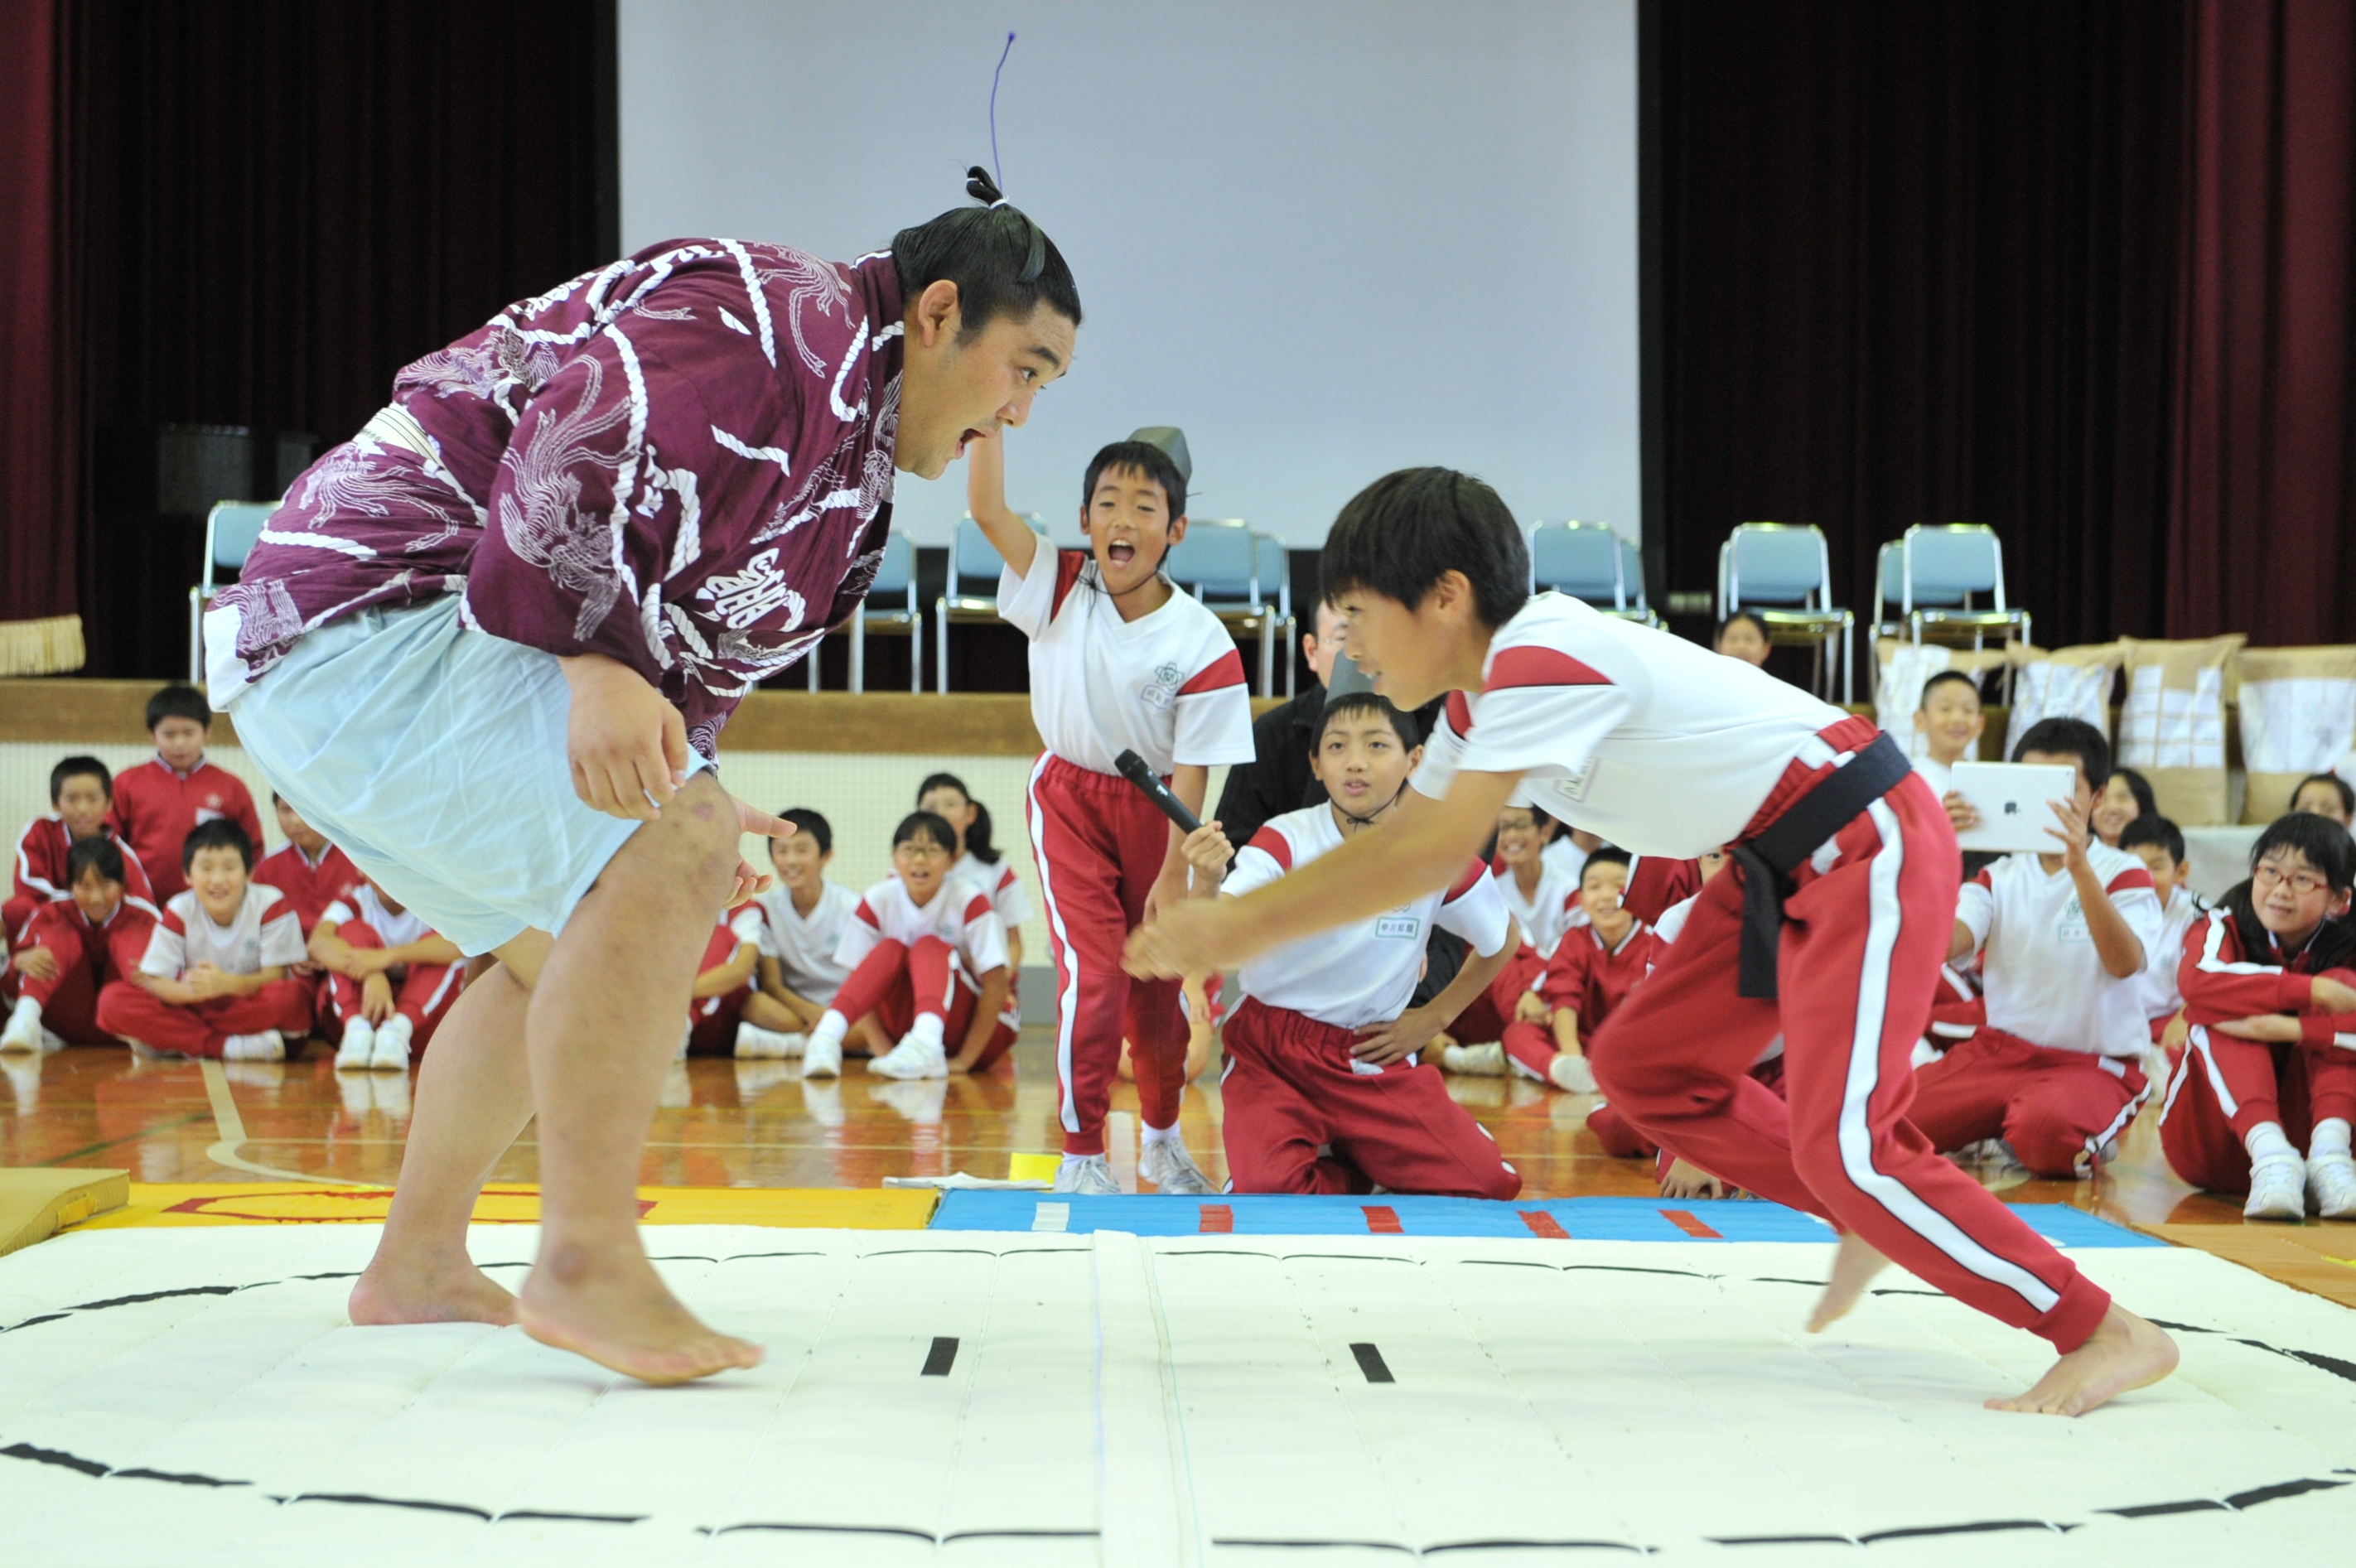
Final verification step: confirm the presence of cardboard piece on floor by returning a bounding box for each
[0,1169,128,1258]
[71,1183,935,1232]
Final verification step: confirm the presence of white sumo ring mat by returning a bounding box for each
[0,1225,2352,1566]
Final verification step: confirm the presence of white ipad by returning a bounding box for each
[1948,762,2078,854]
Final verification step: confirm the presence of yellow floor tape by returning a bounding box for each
[70,1183,936,1231]
[1007,1152,1062,1184]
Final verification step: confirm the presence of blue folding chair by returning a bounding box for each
[809,529,920,692]
[1880,523,2030,652]
[1255,532,1296,697]
[934,514,1044,692]
[1166,519,1278,695]
[1716,522,1853,702]
[188,500,279,684]
[1530,521,1662,628]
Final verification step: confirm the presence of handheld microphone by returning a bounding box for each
[1113,750,1204,834]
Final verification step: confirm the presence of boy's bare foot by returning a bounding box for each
[1986,1305,2177,1417]
[516,1243,762,1385]
[1806,1232,1890,1332]
[349,1250,519,1327]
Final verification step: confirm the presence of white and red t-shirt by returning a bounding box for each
[1225,804,1513,1030]
[1412,593,1851,857]
[322,883,435,948]
[254,841,365,937]
[837,876,1011,987]
[139,884,307,979]
[955,851,1032,935]
[754,879,859,1006]
[1955,846,2163,1057]
[1493,860,1580,958]
[997,549,1257,777]
[2136,888,2207,1025]
[12,817,157,926]
[107,757,265,905]
[1653,890,1701,950]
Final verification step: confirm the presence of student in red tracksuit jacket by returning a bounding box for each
[253,794,367,1025]
[106,685,263,905]
[1129,466,2177,1416]
[967,427,1254,1195]
[7,756,156,943]
[2160,813,2356,1220]
[2,837,155,1051]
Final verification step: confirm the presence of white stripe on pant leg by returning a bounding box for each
[1833,798,2063,1315]
[417,962,461,1020]
[2186,1026,2240,1119]
[2159,1041,2196,1122]
[1029,753,1085,1137]
[2084,1073,2151,1165]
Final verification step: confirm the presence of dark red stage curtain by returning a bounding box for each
[58,0,614,676]
[0,0,75,625]
[1648,0,2190,650]
[2169,0,2356,645]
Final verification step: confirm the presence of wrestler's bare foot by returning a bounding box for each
[1986,1305,2177,1417]
[1806,1232,1891,1333]
[349,1248,518,1328]
[516,1241,762,1385]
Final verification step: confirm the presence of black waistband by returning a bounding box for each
[1730,731,1915,1000]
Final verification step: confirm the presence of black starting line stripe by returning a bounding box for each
[921,1336,959,1377]
[1350,1343,1395,1383]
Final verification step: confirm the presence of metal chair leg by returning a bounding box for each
[910,618,924,694]
[849,605,867,694]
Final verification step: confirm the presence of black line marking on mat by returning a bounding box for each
[112,1465,253,1489]
[640,1255,721,1264]
[1855,1519,2064,1543]
[2227,1477,2349,1509]
[704,1251,828,1263]
[708,1521,939,1541]
[1709,1534,1856,1546]
[67,1285,239,1310]
[1745,1277,1831,1288]
[2098,1499,2231,1519]
[1350,1343,1395,1383]
[495,1508,649,1525]
[1424,1537,1649,1554]
[1,1441,108,1476]
[1212,1538,1417,1554]
[941,1527,1102,1541]
[290,1492,495,1520]
[921,1336,959,1376]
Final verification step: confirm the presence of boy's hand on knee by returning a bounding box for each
[13,947,60,982]
[561,654,689,822]
[362,972,395,1023]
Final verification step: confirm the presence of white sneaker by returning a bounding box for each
[2306,1153,2356,1220]
[1548,1053,1596,1093]
[1053,1153,1122,1194]
[734,1022,804,1059]
[802,1034,843,1078]
[0,1000,44,1054]
[2245,1154,2308,1220]
[335,1020,376,1072]
[869,1033,948,1079]
[1138,1137,1215,1194]
[221,1030,284,1063]
[1441,1042,1509,1077]
[369,1016,413,1072]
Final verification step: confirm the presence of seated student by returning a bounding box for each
[311,878,465,1071]
[682,903,808,1058]
[1713,610,1771,668]
[2092,765,2157,850]
[96,820,310,1061]
[253,793,365,1020]
[1907,719,2165,1179]
[800,812,1018,1082]
[7,756,157,943]
[1490,848,1652,1093]
[1540,824,1603,888]
[2118,814,2205,1052]
[1,838,157,1052]
[916,773,1031,971]
[1187,692,1521,1199]
[2160,813,2356,1219]
[105,684,263,905]
[1492,803,1580,959]
[749,808,857,1049]
[2291,771,2355,830]
[1912,670,1987,802]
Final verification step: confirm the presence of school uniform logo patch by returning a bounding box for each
[1140,661,1182,712]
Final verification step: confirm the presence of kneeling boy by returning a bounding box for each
[1909,720,2163,1178]
[311,880,466,1071]
[1194,692,1522,1199]
[2,838,157,1051]
[98,820,311,1060]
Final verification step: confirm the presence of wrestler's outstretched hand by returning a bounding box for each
[561,653,689,821]
[1126,900,1240,979]
[727,798,796,907]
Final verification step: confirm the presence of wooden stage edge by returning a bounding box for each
[0,678,1295,756]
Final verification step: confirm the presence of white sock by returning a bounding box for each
[1141,1121,1180,1146]
[2246,1121,2297,1162]
[907,1012,945,1049]
[809,1010,849,1050]
[2311,1117,2354,1159]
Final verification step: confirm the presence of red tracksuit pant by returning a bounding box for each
[1587,774,2112,1352]
[327,919,461,1054]
[12,905,152,1045]
[2160,1025,2356,1194]
[95,977,312,1058]
[1221,997,1520,1199]
[1027,754,1189,1155]
[1908,1028,2148,1179]
[1590,1054,1789,1164]
[831,935,1016,1072]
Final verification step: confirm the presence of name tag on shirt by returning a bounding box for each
[1375,914,1419,940]
[1547,759,1598,806]
[2055,899,2092,942]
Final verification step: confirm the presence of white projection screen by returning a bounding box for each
[619,0,1639,548]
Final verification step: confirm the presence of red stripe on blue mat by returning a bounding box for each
[1362,1205,1403,1234]
[1198,1204,1234,1233]
[1519,1210,1569,1239]
[1660,1209,1721,1238]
